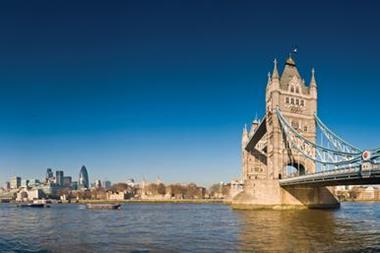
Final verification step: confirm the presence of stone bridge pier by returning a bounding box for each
[232,179,339,209]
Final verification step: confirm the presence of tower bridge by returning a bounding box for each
[232,56,380,209]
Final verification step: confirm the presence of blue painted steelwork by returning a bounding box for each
[314,113,361,154]
[275,108,362,164]
[275,107,380,186]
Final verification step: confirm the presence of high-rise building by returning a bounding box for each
[5,182,10,191]
[56,171,64,186]
[28,179,40,187]
[103,180,112,189]
[79,165,89,189]
[21,179,29,188]
[95,179,102,189]
[63,176,72,187]
[46,168,54,183]
[10,177,21,189]
[126,178,136,187]
[71,181,78,190]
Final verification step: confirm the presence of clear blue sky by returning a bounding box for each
[0,0,379,186]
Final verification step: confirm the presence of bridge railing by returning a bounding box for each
[281,163,380,183]
[282,165,362,179]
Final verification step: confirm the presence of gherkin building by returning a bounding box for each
[79,165,89,189]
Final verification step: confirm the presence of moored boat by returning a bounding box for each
[17,203,46,208]
[86,203,121,210]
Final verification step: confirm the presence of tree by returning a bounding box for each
[222,184,231,196]
[208,183,230,198]
[157,183,166,195]
[111,183,129,192]
[169,184,186,198]
[185,183,201,199]
[209,184,221,195]
[91,188,106,200]
[58,187,72,197]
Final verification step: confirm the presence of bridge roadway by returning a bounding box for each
[279,164,380,187]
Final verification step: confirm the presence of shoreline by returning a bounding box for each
[67,199,225,204]
[4,199,380,206]
[340,199,380,203]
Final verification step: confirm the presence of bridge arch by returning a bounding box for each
[281,160,306,178]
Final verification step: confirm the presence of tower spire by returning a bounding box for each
[242,123,249,147]
[286,54,296,66]
[271,58,279,79]
[266,72,271,88]
[254,113,259,123]
[310,67,317,87]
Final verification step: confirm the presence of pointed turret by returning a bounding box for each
[270,59,280,91]
[280,55,301,88]
[243,123,248,135]
[310,68,317,87]
[249,114,260,138]
[266,72,271,89]
[310,68,317,100]
[253,113,259,124]
[285,54,296,66]
[242,124,249,149]
[271,59,279,79]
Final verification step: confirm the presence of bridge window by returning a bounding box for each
[296,99,299,105]
[296,87,299,93]
[291,86,294,93]
[304,126,308,132]
[291,98,294,105]
[286,97,289,104]
[300,100,304,106]
[291,121,299,129]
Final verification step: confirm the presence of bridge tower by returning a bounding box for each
[266,56,317,182]
[233,55,339,209]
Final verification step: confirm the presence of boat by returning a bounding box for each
[86,203,121,210]
[17,203,46,208]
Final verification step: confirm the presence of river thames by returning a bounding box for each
[0,202,379,252]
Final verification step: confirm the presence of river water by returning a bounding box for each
[0,202,379,252]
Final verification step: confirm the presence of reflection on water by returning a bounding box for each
[236,202,380,252]
[237,209,340,252]
[0,202,379,252]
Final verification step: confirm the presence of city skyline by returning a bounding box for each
[1,1,380,186]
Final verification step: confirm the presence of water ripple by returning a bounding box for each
[0,203,379,252]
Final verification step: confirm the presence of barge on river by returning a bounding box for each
[86,204,121,210]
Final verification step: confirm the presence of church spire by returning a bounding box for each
[271,58,279,79]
